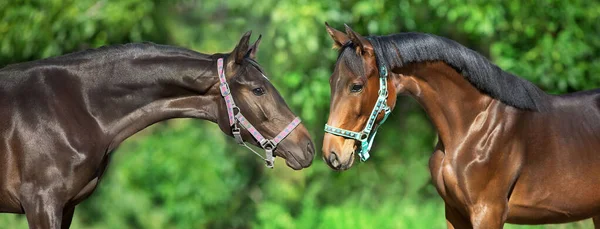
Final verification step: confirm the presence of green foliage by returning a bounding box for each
[1,0,599,228]
[73,121,258,229]
[0,0,162,64]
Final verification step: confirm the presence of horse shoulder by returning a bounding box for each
[437,104,526,211]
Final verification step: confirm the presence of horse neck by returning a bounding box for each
[394,61,501,148]
[87,52,223,151]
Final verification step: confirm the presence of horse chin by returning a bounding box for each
[277,149,311,170]
[285,159,304,170]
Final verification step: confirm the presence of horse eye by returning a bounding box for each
[350,84,364,93]
[252,87,265,96]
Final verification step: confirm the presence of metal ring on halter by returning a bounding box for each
[232,126,243,144]
[260,140,275,151]
[232,106,240,115]
[230,106,244,144]
[359,133,369,141]
[220,83,230,96]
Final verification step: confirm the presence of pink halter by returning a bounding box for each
[217,58,301,168]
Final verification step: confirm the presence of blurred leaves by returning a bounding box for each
[0,0,160,63]
[1,0,598,228]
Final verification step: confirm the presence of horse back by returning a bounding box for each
[507,89,600,223]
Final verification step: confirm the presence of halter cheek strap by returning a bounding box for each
[324,60,392,161]
[217,58,302,168]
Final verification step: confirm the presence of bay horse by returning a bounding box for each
[0,31,315,229]
[322,23,600,228]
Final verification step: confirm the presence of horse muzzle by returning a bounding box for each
[322,134,356,170]
[278,131,315,170]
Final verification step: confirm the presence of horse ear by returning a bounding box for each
[344,24,373,56]
[231,31,252,64]
[325,22,349,49]
[247,34,262,60]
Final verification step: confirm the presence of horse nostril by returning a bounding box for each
[328,152,341,169]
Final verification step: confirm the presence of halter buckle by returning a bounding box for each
[260,139,276,168]
[219,83,230,96]
[380,65,388,77]
[359,146,370,161]
[265,148,275,168]
[232,125,243,144]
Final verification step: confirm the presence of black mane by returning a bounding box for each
[2,43,214,70]
[364,33,548,111]
[57,42,213,60]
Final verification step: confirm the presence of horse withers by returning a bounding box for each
[322,23,600,228]
[0,31,315,229]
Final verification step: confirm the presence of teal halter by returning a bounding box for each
[324,60,392,161]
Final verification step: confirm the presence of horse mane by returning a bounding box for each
[365,33,548,111]
[2,42,214,70]
[60,42,214,61]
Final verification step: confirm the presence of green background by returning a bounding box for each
[1,0,599,228]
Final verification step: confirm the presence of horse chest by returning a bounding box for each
[68,154,111,205]
[429,149,469,208]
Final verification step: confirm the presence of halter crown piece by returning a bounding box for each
[324,59,392,161]
[217,58,302,168]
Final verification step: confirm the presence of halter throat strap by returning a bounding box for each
[324,59,392,161]
[217,58,302,168]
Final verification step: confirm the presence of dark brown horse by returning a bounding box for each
[0,32,315,229]
[322,23,600,228]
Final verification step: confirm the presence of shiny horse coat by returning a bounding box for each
[0,32,314,229]
[322,24,600,228]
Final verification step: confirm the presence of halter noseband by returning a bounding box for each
[324,59,392,161]
[218,58,301,168]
